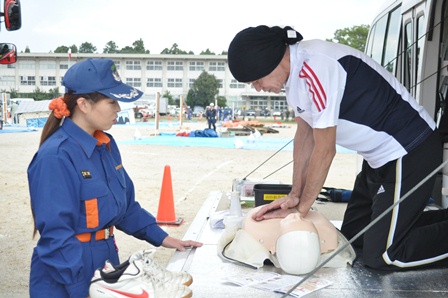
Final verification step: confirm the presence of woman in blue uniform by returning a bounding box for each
[227,25,448,271]
[28,58,202,297]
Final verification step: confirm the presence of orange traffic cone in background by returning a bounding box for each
[156,165,183,225]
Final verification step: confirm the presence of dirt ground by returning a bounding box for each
[0,119,357,297]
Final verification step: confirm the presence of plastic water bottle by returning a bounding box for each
[229,191,242,217]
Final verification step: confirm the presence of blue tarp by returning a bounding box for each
[119,133,354,153]
[26,118,48,128]
[0,125,38,133]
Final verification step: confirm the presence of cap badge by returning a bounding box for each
[110,64,122,82]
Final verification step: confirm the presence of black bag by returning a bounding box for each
[318,187,352,203]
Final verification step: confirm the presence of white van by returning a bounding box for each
[365,0,448,206]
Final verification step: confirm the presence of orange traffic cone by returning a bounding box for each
[156,165,183,225]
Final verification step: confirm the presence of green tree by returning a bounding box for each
[69,44,78,54]
[25,46,30,53]
[31,87,48,101]
[9,87,19,98]
[216,95,227,108]
[0,87,19,98]
[185,71,220,108]
[120,46,135,54]
[326,24,370,52]
[161,43,193,55]
[79,42,97,53]
[200,48,215,55]
[132,38,149,54]
[103,41,120,54]
[48,87,60,99]
[162,91,175,105]
[56,45,78,53]
[54,45,70,53]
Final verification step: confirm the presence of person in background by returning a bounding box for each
[206,102,217,130]
[227,25,448,271]
[11,100,19,124]
[217,105,222,121]
[223,107,229,121]
[187,107,192,120]
[28,58,202,297]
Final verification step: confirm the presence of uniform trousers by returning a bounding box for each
[30,236,119,297]
[341,130,448,270]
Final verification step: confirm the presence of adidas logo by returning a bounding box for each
[377,185,385,194]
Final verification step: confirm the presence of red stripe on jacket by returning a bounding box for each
[299,62,327,112]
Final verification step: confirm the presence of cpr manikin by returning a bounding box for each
[218,205,355,274]
[242,206,338,274]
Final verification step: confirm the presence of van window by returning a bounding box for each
[404,21,413,91]
[383,7,401,73]
[366,5,401,74]
[370,15,388,63]
[416,15,425,84]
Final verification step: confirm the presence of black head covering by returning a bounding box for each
[228,25,303,82]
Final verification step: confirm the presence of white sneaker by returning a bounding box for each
[89,259,192,298]
[129,250,193,286]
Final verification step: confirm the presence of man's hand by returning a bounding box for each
[252,195,300,221]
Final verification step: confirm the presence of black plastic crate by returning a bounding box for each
[253,184,292,207]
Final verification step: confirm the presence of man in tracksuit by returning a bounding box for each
[228,25,448,270]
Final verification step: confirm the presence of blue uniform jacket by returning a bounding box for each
[28,118,168,297]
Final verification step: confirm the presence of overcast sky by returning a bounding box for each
[2,0,386,54]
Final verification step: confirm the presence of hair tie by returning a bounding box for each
[49,96,70,119]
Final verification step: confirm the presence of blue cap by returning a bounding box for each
[62,58,143,102]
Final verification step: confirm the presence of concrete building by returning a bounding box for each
[0,53,289,116]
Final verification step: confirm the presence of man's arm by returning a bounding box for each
[252,117,313,220]
[252,117,336,220]
[296,119,336,217]
[289,116,315,202]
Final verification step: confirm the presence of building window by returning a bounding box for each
[230,79,245,88]
[60,63,69,69]
[39,61,56,69]
[217,79,223,88]
[40,76,57,86]
[0,75,15,86]
[125,60,141,70]
[147,61,162,70]
[0,64,15,69]
[167,61,183,71]
[189,78,195,88]
[209,61,225,71]
[126,77,141,87]
[20,76,36,85]
[19,61,35,69]
[146,78,163,87]
[250,99,268,111]
[167,78,183,88]
[189,61,204,71]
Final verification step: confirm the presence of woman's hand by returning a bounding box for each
[161,236,203,251]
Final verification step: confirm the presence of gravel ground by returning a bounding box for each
[0,118,357,297]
